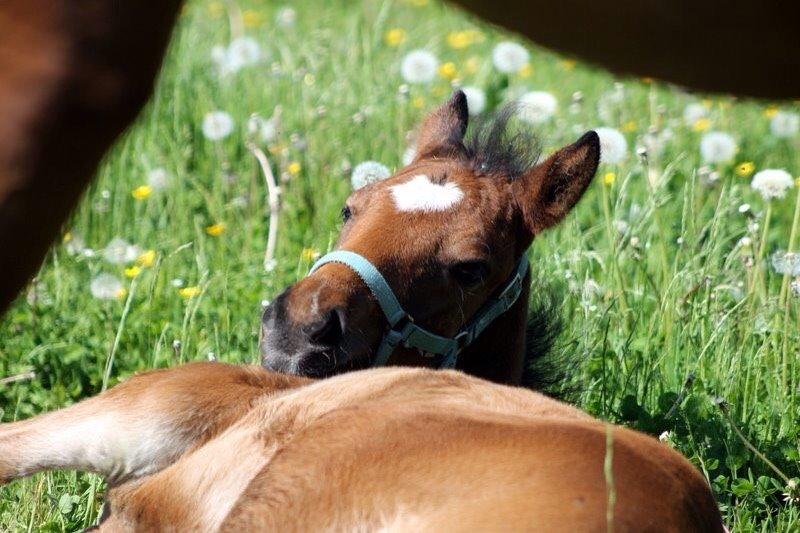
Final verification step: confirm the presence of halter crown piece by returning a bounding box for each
[309,250,530,369]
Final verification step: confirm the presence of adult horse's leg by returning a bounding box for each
[0,0,183,314]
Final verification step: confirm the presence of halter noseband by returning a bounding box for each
[308,250,530,369]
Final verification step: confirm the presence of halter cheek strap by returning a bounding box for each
[308,250,529,369]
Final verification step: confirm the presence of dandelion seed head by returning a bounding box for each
[770,111,800,138]
[90,274,124,300]
[103,238,140,265]
[595,127,628,164]
[491,41,529,73]
[275,6,297,28]
[351,161,391,189]
[147,168,171,190]
[751,169,794,200]
[700,131,737,163]
[683,103,708,126]
[400,50,438,84]
[460,86,486,116]
[517,91,557,124]
[202,111,234,141]
[771,251,800,276]
[226,37,261,72]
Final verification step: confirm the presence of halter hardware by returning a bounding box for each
[309,250,529,369]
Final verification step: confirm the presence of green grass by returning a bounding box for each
[2,0,800,530]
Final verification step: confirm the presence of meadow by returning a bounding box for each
[1,0,800,530]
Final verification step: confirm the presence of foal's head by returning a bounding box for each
[261,91,599,377]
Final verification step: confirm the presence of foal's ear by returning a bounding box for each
[413,91,469,161]
[513,131,600,234]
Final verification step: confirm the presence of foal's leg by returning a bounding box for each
[0,362,304,485]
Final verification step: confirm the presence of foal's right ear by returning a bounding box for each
[413,91,469,161]
[513,131,600,235]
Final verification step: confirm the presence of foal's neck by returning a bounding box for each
[456,272,530,385]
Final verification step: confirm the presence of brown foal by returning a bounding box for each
[0,362,724,531]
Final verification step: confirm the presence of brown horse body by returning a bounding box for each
[0,362,724,531]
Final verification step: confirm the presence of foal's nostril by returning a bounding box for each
[308,308,345,346]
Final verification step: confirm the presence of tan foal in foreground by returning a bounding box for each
[1,362,722,531]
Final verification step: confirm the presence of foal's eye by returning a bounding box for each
[340,205,352,222]
[449,261,489,287]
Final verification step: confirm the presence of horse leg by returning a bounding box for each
[0,362,302,485]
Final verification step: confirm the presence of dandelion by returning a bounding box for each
[791,279,800,298]
[226,37,261,72]
[351,161,391,189]
[735,162,755,177]
[517,91,557,124]
[205,223,226,236]
[447,31,471,49]
[103,238,140,265]
[518,63,532,78]
[147,168,171,190]
[135,251,155,269]
[464,56,480,74]
[247,115,279,144]
[751,169,794,200]
[683,103,708,126]
[124,266,141,278]
[275,6,296,28]
[770,111,799,138]
[437,62,458,81]
[692,118,712,132]
[597,85,625,124]
[622,120,637,132]
[699,131,736,163]
[658,431,671,443]
[131,185,152,200]
[287,161,302,175]
[178,286,201,299]
[603,172,616,186]
[461,86,486,116]
[411,96,425,109]
[772,251,800,276]
[400,50,438,84]
[764,105,779,118]
[560,59,577,71]
[409,0,429,5]
[211,45,228,73]
[64,233,87,256]
[492,41,529,73]
[243,10,262,28]
[202,111,234,141]
[301,247,320,262]
[90,274,125,300]
[385,28,406,47]
[595,127,628,164]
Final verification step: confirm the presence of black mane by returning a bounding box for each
[464,104,542,180]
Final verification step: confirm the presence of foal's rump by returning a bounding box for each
[221,404,722,532]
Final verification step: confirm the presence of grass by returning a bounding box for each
[1,0,800,530]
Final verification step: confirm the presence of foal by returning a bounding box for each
[261,91,599,384]
[0,362,724,531]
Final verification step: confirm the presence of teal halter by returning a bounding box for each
[309,251,530,369]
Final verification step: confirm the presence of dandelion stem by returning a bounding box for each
[102,277,138,391]
[248,143,282,271]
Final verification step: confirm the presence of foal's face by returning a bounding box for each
[261,92,599,376]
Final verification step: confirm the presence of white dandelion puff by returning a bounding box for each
[64,233,87,256]
[517,91,557,124]
[751,169,794,201]
[247,115,279,143]
[595,127,628,164]
[351,161,391,190]
[772,251,800,276]
[700,131,737,163]
[147,167,171,191]
[400,50,438,84]
[226,37,261,72]
[682,103,708,126]
[275,6,297,28]
[202,111,234,141]
[90,274,124,300]
[461,86,486,116]
[597,84,625,124]
[103,237,140,265]
[770,111,799,138]
[491,41,529,73]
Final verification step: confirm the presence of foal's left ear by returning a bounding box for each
[513,131,600,235]
[413,91,469,161]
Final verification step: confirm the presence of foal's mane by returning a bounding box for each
[463,104,542,180]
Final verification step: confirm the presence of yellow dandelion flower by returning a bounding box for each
[303,73,315,86]
[518,63,533,78]
[409,0,429,6]
[411,96,425,109]
[764,105,779,119]
[446,31,472,49]
[136,250,156,268]
[124,265,141,278]
[735,161,755,177]
[437,62,458,80]
[622,121,637,133]
[692,118,712,132]
[385,28,406,47]
[560,59,577,71]
[63,232,72,243]
[465,30,484,43]
[701,99,713,109]
[208,1,224,18]
[603,172,616,186]
[795,177,800,187]
[301,247,320,262]
[115,288,128,300]
[131,185,152,200]
[464,56,480,74]
[242,10,262,28]
[287,161,302,175]
[178,286,201,299]
[205,223,225,236]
